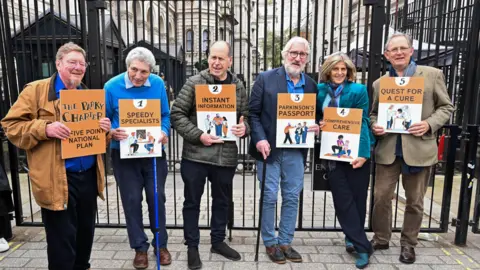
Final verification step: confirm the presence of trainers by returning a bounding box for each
[187,247,202,270]
[265,245,286,264]
[345,237,355,253]
[0,238,9,253]
[211,242,241,261]
[356,252,370,269]
[279,245,302,262]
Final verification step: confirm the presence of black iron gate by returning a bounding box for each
[0,0,478,237]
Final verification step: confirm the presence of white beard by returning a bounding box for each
[285,64,304,77]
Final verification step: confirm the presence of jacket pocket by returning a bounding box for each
[27,144,54,205]
[421,133,436,140]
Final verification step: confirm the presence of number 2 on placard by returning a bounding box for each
[213,86,218,92]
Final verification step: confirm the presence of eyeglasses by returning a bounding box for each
[288,51,309,59]
[64,60,89,68]
[386,47,411,53]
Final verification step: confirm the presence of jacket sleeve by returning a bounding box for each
[170,78,204,144]
[369,79,380,128]
[248,73,267,144]
[424,70,454,134]
[355,85,371,159]
[1,84,51,150]
[159,79,171,136]
[238,82,250,138]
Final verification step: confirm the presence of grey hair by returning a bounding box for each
[384,31,413,51]
[281,36,310,60]
[125,47,156,70]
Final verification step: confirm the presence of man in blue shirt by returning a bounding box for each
[105,47,171,268]
[249,37,319,264]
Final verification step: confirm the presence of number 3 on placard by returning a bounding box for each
[294,94,300,101]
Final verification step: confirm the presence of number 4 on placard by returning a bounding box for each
[340,108,345,115]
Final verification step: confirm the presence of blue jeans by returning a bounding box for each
[111,149,168,251]
[257,149,304,247]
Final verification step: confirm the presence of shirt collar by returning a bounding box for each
[124,72,151,89]
[285,72,305,86]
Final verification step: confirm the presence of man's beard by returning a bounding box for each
[285,63,305,77]
[67,79,81,89]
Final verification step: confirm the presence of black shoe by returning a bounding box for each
[211,242,241,261]
[399,246,416,264]
[187,247,202,270]
[279,245,303,262]
[266,245,287,264]
[370,239,389,250]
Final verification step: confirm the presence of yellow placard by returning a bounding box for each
[60,90,106,159]
[379,77,425,104]
[195,84,236,112]
[277,93,316,119]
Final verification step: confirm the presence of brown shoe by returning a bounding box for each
[399,246,415,264]
[133,251,148,269]
[155,248,172,266]
[370,239,389,250]
[265,245,286,264]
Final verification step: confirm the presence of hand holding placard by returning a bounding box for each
[46,122,71,140]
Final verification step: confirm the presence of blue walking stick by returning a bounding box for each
[153,157,161,269]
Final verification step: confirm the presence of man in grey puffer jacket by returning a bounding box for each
[171,41,249,270]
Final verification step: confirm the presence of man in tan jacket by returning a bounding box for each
[370,32,454,264]
[1,42,110,270]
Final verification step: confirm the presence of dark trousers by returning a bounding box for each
[328,160,372,253]
[42,167,97,270]
[111,149,168,251]
[181,159,235,248]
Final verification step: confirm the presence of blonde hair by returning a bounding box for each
[320,52,357,82]
[56,42,86,61]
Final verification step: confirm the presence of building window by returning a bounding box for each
[41,61,53,78]
[186,65,194,77]
[186,30,193,52]
[202,30,209,52]
[219,28,224,40]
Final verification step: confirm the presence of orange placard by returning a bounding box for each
[322,107,363,134]
[60,90,106,159]
[119,99,161,127]
[195,84,236,112]
[277,93,316,119]
[379,77,424,104]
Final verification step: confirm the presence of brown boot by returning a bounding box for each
[133,251,148,269]
[154,248,172,266]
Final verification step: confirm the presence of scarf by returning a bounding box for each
[326,82,345,107]
[389,59,423,174]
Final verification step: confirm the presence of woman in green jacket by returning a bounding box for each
[317,52,374,269]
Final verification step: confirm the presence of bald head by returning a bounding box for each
[209,41,232,57]
[208,40,232,81]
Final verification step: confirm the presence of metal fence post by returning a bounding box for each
[365,0,385,104]
[440,125,461,232]
[454,125,479,245]
[86,0,107,89]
